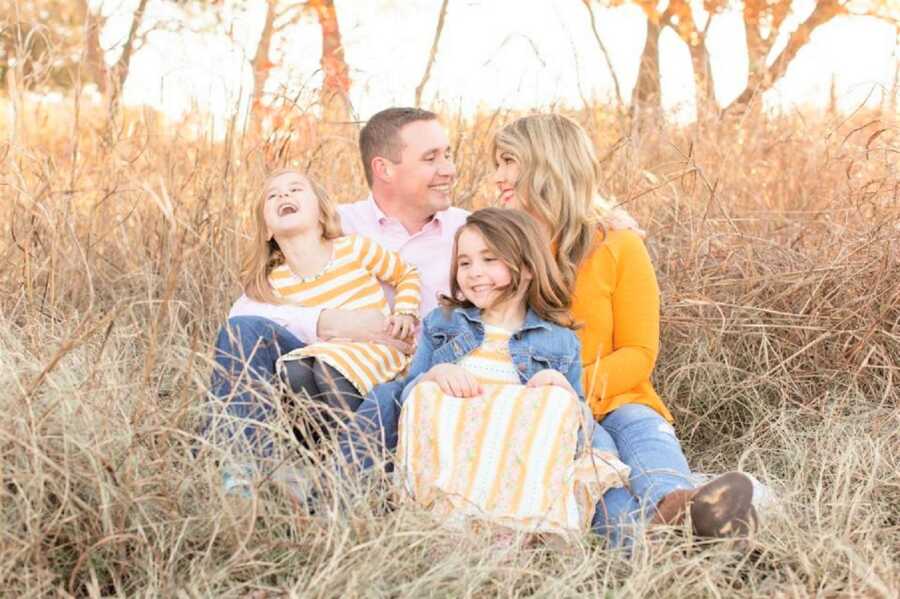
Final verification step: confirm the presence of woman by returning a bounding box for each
[490,114,757,547]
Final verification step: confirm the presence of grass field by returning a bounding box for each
[2,99,898,597]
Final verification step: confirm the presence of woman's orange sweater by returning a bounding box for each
[570,229,673,422]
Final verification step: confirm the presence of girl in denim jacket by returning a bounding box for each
[395,208,629,537]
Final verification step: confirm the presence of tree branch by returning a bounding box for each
[728,0,846,110]
[415,0,449,108]
[581,0,625,113]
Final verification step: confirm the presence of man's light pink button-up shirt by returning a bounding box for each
[228,195,469,343]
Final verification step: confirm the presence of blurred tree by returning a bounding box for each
[586,0,899,116]
[250,0,278,124]
[611,0,725,114]
[2,0,92,91]
[3,0,148,114]
[248,0,351,125]
[582,0,626,112]
[632,14,662,117]
[729,0,900,110]
[415,0,449,108]
[308,0,350,122]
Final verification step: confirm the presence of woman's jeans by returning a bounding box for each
[590,403,694,547]
[204,316,305,458]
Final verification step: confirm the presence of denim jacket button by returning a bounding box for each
[517,363,526,372]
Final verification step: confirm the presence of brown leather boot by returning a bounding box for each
[690,472,757,538]
[651,488,694,526]
[651,472,757,538]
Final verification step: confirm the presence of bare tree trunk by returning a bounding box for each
[81,0,107,93]
[828,73,839,116]
[109,0,149,113]
[309,0,351,122]
[689,39,715,115]
[889,59,899,116]
[250,0,277,127]
[415,0,449,108]
[729,0,845,110]
[631,16,662,120]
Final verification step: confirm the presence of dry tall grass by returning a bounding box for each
[2,97,898,597]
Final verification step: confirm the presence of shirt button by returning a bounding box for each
[517,364,526,372]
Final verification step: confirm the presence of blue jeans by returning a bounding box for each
[204,316,305,457]
[590,403,694,547]
[339,379,404,471]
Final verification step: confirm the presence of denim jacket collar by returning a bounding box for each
[458,305,553,334]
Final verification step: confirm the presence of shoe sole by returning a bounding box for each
[690,472,756,538]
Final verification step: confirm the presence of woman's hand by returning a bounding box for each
[386,313,417,341]
[422,364,483,398]
[526,369,575,396]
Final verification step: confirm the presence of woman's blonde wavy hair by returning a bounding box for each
[241,168,342,304]
[491,113,620,289]
[440,208,576,329]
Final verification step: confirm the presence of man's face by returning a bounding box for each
[388,119,456,217]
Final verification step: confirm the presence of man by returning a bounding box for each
[228,107,467,465]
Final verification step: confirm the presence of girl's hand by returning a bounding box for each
[422,364,483,398]
[385,314,417,340]
[526,369,575,395]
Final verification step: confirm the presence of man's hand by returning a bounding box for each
[318,309,414,354]
[386,313,416,340]
[422,364,483,398]
[526,369,576,396]
[606,207,646,238]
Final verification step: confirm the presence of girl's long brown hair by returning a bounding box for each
[241,169,342,304]
[440,208,576,329]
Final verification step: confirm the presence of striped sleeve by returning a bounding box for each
[354,236,422,316]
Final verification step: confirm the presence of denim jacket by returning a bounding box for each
[400,305,584,403]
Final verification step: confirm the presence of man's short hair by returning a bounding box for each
[359,107,438,187]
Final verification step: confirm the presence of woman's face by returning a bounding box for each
[262,172,321,240]
[492,149,524,210]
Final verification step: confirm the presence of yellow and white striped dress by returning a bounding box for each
[397,323,630,536]
[275,235,421,396]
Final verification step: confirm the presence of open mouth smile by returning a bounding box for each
[277,204,298,216]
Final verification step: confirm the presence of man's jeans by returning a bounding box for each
[590,403,694,547]
[338,379,404,471]
[204,316,305,458]
[205,315,401,469]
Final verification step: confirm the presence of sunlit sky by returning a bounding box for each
[95,0,898,129]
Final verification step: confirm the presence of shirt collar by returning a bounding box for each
[365,194,391,226]
[366,193,445,231]
[521,308,553,332]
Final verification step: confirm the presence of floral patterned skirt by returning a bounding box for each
[396,381,630,536]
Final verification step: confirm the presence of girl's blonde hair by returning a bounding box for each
[441,208,576,329]
[241,168,342,304]
[491,113,620,289]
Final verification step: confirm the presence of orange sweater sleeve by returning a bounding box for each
[593,231,660,400]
